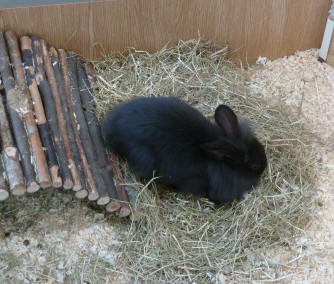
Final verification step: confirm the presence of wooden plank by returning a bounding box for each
[326,37,334,66]
[0,0,100,9]
[0,0,331,62]
[326,13,334,66]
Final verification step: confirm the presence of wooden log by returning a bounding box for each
[0,32,38,193]
[75,188,88,199]
[31,36,73,190]
[58,49,99,201]
[0,152,9,201]
[85,62,126,213]
[85,63,130,215]
[0,95,14,149]
[2,147,26,196]
[41,40,82,192]
[5,31,51,189]
[109,152,131,218]
[77,59,120,209]
[0,94,25,195]
[48,46,86,192]
[66,54,111,205]
[82,62,127,215]
[20,36,62,188]
[105,201,121,213]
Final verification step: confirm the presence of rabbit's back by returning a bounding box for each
[103,97,218,148]
[102,97,218,182]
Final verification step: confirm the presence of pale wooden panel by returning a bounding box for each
[0,0,99,9]
[0,0,331,62]
[326,35,334,66]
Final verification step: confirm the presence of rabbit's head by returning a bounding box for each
[202,105,267,203]
[202,105,267,174]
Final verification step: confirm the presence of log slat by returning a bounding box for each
[0,143,9,201]
[5,31,51,189]
[109,152,131,217]
[2,147,26,196]
[0,93,25,196]
[31,36,73,190]
[49,46,86,194]
[41,40,82,191]
[58,49,99,201]
[20,36,62,188]
[77,59,121,209]
[0,32,38,192]
[66,54,111,205]
[85,62,130,215]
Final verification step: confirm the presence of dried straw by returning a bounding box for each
[91,40,319,282]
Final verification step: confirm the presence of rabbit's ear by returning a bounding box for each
[215,105,241,139]
[201,140,242,161]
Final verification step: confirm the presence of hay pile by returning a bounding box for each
[92,40,319,282]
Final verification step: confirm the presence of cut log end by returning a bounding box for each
[105,201,121,212]
[63,178,74,190]
[72,183,82,192]
[119,204,131,218]
[27,182,40,193]
[88,191,99,201]
[52,179,63,189]
[11,184,26,196]
[39,180,52,189]
[75,189,88,199]
[0,189,9,201]
[97,196,110,206]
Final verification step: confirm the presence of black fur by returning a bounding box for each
[102,97,267,204]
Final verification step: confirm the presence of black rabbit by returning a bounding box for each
[102,97,267,204]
